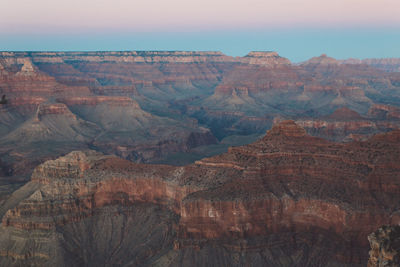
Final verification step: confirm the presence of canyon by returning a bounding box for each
[0,121,400,266]
[1,51,400,266]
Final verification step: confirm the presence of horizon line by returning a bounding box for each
[1,50,399,62]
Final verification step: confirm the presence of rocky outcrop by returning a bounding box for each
[0,51,291,65]
[369,104,400,120]
[368,225,400,266]
[0,57,91,99]
[0,51,229,178]
[343,58,400,72]
[241,51,291,65]
[1,150,192,230]
[295,107,387,141]
[0,103,98,144]
[1,121,400,266]
[297,106,400,142]
[58,96,140,107]
[1,50,400,219]
[302,54,339,66]
[56,96,217,162]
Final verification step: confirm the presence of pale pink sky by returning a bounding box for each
[1,0,400,33]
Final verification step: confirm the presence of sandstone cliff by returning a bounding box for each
[343,58,400,72]
[1,121,400,266]
[1,51,400,231]
[295,107,400,142]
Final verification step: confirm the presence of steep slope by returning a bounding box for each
[2,51,400,142]
[58,96,217,162]
[0,103,99,179]
[0,52,227,181]
[1,121,399,266]
[296,106,400,141]
[0,57,91,98]
[0,97,217,181]
[343,58,400,72]
[1,103,98,144]
[1,51,400,202]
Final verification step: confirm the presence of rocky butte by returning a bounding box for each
[0,121,399,266]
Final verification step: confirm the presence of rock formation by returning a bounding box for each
[1,121,400,266]
[343,58,400,72]
[0,50,399,205]
[302,54,340,66]
[296,107,400,141]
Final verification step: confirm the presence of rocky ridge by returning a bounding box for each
[295,107,400,141]
[0,51,291,65]
[1,121,400,266]
[343,58,400,72]
[1,51,400,236]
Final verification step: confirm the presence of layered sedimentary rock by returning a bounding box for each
[58,96,216,161]
[1,102,97,144]
[369,104,400,120]
[295,107,399,141]
[0,96,216,182]
[241,51,291,65]
[343,58,400,72]
[302,54,340,66]
[1,51,400,216]
[0,51,290,65]
[0,57,91,98]
[0,102,99,179]
[191,57,398,137]
[1,121,400,266]
[0,52,229,181]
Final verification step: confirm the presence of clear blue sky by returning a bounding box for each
[1,29,399,62]
[1,0,399,62]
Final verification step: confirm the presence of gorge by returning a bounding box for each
[0,51,400,266]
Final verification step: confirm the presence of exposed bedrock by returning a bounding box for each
[1,121,400,266]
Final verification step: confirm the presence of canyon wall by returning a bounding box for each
[1,121,400,266]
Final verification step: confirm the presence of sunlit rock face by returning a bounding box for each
[1,121,400,266]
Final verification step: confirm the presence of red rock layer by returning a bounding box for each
[0,51,291,65]
[2,121,400,265]
[57,96,140,107]
[296,107,400,142]
[36,103,77,119]
[343,58,400,72]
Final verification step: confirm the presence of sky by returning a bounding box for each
[1,0,399,62]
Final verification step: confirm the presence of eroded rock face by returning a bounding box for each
[242,51,291,65]
[1,51,400,265]
[296,107,400,142]
[1,51,400,181]
[343,58,400,72]
[303,54,340,66]
[1,121,400,266]
[368,225,400,267]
